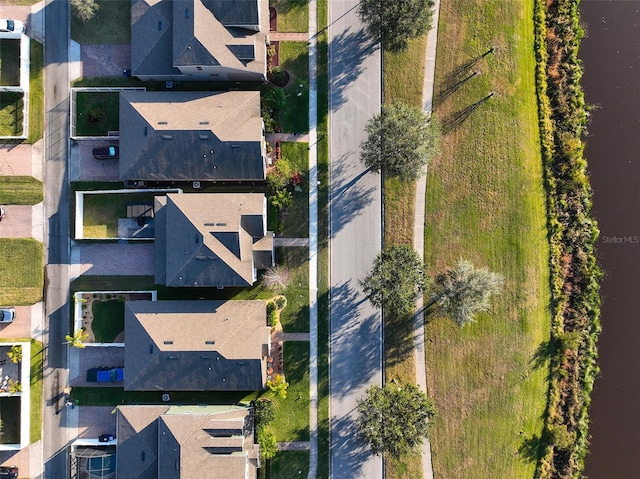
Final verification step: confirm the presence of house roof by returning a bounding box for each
[131,0,266,78]
[117,405,259,479]
[119,90,265,181]
[124,300,270,391]
[154,193,273,288]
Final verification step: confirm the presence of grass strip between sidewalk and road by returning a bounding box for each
[423,1,550,477]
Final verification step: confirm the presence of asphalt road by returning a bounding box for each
[328,0,383,477]
[42,0,71,477]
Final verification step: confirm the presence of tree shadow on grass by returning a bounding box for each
[434,49,495,108]
[441,93,495,134]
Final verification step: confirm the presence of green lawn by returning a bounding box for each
[0,91,24,137]
[75,91,120,137]
[423,1,550,477]
[280,142,310,238]
[0,239,43,305]
[270,451,310,478]
[28,40,44,143]
[279,42,309,133]
[273,0,309,33]
[0,176,43,205]
[384,36,428,106]
[81,192,156,238]
[30,340,43,443]
[0,39,20,86]
[276,247,309,333]
[71,0,131,44]
[91,300,125,343]
[264,341,310,441]
[381,33,427,479]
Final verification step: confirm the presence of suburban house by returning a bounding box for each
[131,0,268,82]
[154,193,274,288]
[116,405,260,478]
[119,90,267,182]
[123,300,271,391]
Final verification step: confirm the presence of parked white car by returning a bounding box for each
[0,19,25,38]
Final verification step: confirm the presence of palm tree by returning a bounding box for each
[428,259,504,326]
[65,329,89,348]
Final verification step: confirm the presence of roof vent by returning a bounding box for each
[162,134,173,140]
[158,121,168,125]
[200,134,209,140]
[216,222,227,227]
[205,340,215,345]
[163,340,173,345]
[149,345,153,354]
[231,144,240,148]
[199,121,209,125]
[144,127,148,136]
[185,8,190,18]
[168,355,179,360]
[158,21,162,31]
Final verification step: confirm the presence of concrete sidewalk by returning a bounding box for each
[414,1,442,478]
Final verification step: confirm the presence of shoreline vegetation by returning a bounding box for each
[533,0,602,477]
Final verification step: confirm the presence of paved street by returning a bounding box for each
[328,0,383,477]
[42,0,72,478]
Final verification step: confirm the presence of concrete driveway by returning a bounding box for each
[74,406,117,440]
[0,205,33,237]
[0,305,32,339]
[69,346,125,388]
[72,242,155,276]
[69,141,119,181]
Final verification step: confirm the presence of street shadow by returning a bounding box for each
[329,280,381,399]
[329,27,379,112]
[331,413,379,478]
[329,152,376,238]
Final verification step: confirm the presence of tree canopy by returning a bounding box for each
[356,383,436,458]
[358,0,435,52]
[71,0,100,23]
[429,259,504,326]
[360,102,440,181]
[360,245,427,314]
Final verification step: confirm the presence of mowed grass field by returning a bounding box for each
[424,1,550,478]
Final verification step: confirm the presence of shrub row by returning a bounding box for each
[533,0,602,477]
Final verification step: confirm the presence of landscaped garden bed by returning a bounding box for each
[74,291,156,344]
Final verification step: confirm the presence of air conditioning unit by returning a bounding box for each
[193,181,201,189]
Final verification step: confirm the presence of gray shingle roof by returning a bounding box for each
[131,0,266,78]
[154,193,273,288]
[124,300,270,391]
[117,405,259,479]
[119,90,265,181]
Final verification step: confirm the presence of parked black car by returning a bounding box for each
[92,145,119,160]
